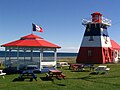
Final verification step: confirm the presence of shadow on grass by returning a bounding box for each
[12,77,36,82]
[65,74,120,87]
[79,75,120,87]
[40,77,66,86]
[55,83,66,86]
[12,78,24,82]
[71,70,90,72]
[63,68,71,70]
[52,80,66,86]
[40,77,53,81]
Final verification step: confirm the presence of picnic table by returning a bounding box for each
[18,70,37,81]
[0,70,6,79]
[69,64,84,71]
[69,64,94,71]
[46,70,66,79]
[83,64,94,71]
[57,62,70,68]
[95,65,110,74]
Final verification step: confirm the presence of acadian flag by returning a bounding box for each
[32,23,43,32]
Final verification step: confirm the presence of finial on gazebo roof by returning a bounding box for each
[21,34,43,40]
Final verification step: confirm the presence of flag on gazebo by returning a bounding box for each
[32,23,43,32]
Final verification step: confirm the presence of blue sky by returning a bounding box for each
[0,0,120,52]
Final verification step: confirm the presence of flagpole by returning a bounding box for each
[31,29,33,34]
[31,23,33,34]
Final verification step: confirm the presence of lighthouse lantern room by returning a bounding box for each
[91,12,102,23]
[76,12,113,64]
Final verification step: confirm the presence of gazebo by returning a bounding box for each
[1,34,61,71]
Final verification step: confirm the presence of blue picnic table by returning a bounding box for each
[18,70,37,81]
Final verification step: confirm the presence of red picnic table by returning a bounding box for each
[46,70,66,79]
[69,64,94,71]
[69,64,84,71]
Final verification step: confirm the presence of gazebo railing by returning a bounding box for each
[5,56,56,69]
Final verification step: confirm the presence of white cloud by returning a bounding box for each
[58,47,79,53]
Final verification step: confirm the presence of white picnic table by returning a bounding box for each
[0,70,6,79]
[95,65,110,74]
[57,62,70,68]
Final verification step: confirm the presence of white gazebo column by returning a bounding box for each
[23,48,26,62]
[54,49,57,68]
[17,47,19,70]
[9,49,11,61]
[4,47,7,68]
[30,48,33,62]
[39,49,43,71]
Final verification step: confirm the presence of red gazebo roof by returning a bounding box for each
[1,34,61,48]
[111,40,120,49]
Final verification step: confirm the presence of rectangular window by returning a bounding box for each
[88,50,92,56]
[95,15,99,20]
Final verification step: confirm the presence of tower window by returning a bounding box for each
[89,36,94,41]
[88,50,92,56]
[95,15,99,20]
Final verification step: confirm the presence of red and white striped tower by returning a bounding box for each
[76,12,112,64]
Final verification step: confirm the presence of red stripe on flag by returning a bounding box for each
[32,23,43,32]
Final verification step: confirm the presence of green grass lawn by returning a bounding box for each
[1,64,120,90]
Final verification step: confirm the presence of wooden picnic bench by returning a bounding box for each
[69,64,84,71]
[18,70,37,81]
[69,64,94,72]
[46,70,66,79]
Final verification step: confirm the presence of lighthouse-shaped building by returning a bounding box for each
[76,12,113,64]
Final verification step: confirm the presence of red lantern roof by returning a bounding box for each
[91,12,102,16]
[1,34,61,48]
